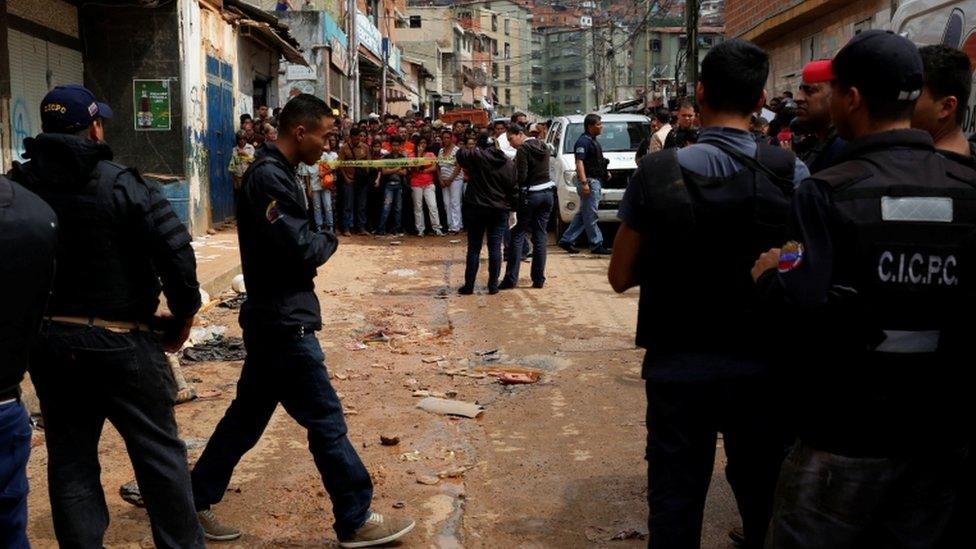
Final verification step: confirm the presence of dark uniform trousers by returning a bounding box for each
[190,328,373,539]
[646,374,786,549]
[29,324,204,549]
[462,204,509,291]
[0,400,31,549]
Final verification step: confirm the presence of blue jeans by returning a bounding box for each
[342,179,369,232]
[376,184,403,234]
[559,178,603,250]
[504,189,554,286]
[311,189,334,231]
[191,329,372,539]
[462,204,509,291]
[0,400,30,549]
[30,324,204,548]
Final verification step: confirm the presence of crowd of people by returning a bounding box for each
[3,23,975,549]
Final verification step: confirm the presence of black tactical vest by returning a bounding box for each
[29,161,162,321]
[813,153,976,360]
[635,144,796,355]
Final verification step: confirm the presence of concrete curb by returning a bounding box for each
[201,262,242,299]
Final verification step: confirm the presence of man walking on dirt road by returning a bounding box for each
[190,94,415,548]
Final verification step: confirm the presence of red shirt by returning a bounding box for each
[409,152,436,187]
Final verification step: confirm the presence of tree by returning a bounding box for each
[529,96,562,117]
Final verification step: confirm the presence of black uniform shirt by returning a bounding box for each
[237,143,338,331]
[0,176,57,393]
[574,133,608,182]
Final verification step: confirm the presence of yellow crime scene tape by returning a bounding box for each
[318,157,455,168]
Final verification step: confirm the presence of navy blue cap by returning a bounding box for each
[41,84,113,134]
[831,30,924,103]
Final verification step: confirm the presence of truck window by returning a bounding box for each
[563,121,651,153]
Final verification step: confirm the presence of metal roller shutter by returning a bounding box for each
[7,29,84,162]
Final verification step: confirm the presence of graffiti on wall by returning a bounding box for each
[12,98,32,161]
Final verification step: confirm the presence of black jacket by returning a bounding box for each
[11,134,200,322]
[515,138,550,187]
[0,175,56,395]
[456,146,518,210]
[757,129,976,456]
[237,143,338,330]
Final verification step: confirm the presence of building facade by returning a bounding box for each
[0,0,302,234]
[726,0,893,93]
[631,25,725,103]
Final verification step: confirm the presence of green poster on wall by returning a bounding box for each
[133,79,172,131]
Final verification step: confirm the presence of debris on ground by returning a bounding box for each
[441,368,487,379]
[182,335,246,362]
[362,331,391,344]
[346,342,368,351]
[421,356,446,364]
[182,438,210,450]
[476,365,545,385]
[231,274,247,294]
[380,435,400,446]
[412,390,431,398]
[120,480,145,508]
[400,451,421,462]
[498,372,541,385]
[449,239,461,244]
[195,390,223,399]
[389,269,418,277]
[416,475,440,486]
[218,293,247,309]
[437,464,477,479]
[175,386,197,404]
[416,397,484,419]
[187,325,227,346]
[393,501,405,509]
[474,349,498,357]
[611,529,648,541]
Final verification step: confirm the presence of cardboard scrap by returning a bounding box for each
[416,397,484,418]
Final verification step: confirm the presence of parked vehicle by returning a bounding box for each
[542,114,652,234]
[890,0,976,135]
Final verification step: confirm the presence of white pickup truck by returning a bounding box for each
[542,114,652,235]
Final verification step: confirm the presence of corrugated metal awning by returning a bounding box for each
[238,19,308,66]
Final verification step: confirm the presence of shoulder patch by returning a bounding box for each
[266,199,283,224]
[575,147,586,154]
[778,241,804,273]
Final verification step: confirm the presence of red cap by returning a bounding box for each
[802,60,835,84]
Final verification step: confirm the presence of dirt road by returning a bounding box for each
[26,236,739,548]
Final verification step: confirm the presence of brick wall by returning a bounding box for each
[758,0,887,95]
[726,0,801,37]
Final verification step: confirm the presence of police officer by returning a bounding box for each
[558,114,611,255]
[912,44,974,549]
[0,169,57,549]
[609,40,809,549]
[190,94,415,547]
[500,124,555,289]
[753,31,975,547]
[10,85,204,548]
[793,60,846,173]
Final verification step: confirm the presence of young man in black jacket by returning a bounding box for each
[456,135,518,294]
[500,124,555,289]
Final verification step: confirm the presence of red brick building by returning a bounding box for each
[726,0,892,94]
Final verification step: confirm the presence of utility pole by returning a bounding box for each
[609,23,616,105]
[347,0,359,120]
[591,18,601,109]
[685,0,699,99]
[381,37,388,116]
[644,0,651,106]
